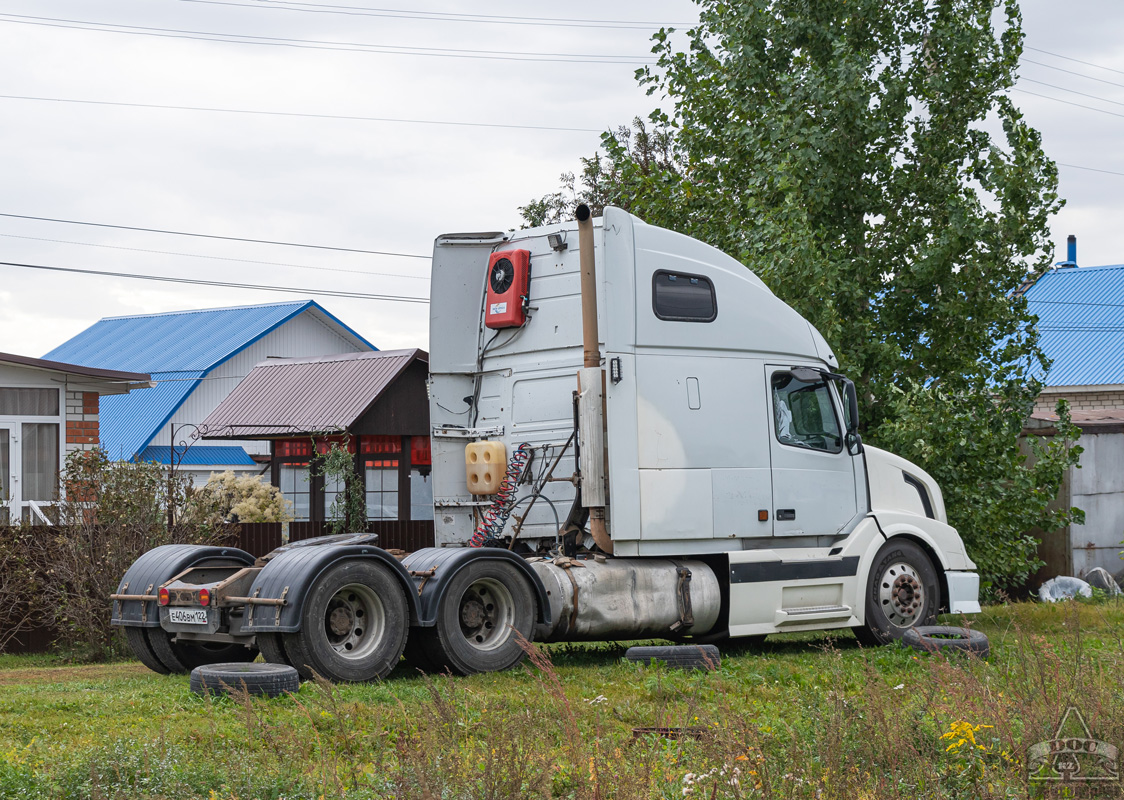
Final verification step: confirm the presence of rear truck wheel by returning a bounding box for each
[855,539,940,647]
[255,632,293,667]
[282,560,408,682]
[413,560,535,676]
[124,627,171,675]
[147,630,258,674]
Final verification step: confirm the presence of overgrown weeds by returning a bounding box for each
[1,601,1122,799]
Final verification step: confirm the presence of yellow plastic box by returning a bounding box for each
[465,440,506,495]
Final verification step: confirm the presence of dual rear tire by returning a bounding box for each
[124,627,257,674]
[405,560,535,676]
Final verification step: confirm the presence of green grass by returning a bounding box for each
[2,601,1123,799]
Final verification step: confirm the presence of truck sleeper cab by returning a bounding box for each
[112,207,980,682]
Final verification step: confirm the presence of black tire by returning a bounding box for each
[124,627,171,675]
[901,626,990,659]
[412,560,535,676]
[624,644,721,671]
[282,560,409,682]
[256,632,293,667]
[855,539,940,647]
[190,663,301,698]
[401,631,443,674]
[147,629,258,673]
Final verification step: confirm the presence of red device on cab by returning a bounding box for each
[485,249,532,329]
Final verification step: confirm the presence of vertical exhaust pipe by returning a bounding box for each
[575,204,613,554]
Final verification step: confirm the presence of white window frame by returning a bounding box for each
[0,384,64,525]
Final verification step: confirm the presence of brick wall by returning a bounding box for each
[1034,389,1124,416]
[64,391,99,453]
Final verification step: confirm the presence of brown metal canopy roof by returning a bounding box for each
[0,351,152,383]
[200,348,427,439]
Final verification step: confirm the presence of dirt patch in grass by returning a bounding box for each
[0,661,149,686]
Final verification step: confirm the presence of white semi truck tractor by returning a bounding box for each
[112,206,980,681]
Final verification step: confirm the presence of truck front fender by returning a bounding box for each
[400,547,551,627]
[112,544,256,628]
[244,544,421,633]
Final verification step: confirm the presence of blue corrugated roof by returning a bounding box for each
[44,301,373,373]
[43,301,376,458]
[97,371,199,460]
[137,445,258,466]
[1025,263,1124,387]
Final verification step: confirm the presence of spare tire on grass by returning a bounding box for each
[190,662,300,698]
[900,626,989,659]
[624,644,721,671]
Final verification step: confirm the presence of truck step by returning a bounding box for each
[776,604,852,624]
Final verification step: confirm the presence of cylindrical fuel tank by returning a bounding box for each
[529,557,721,642]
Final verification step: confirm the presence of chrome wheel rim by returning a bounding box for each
[878,561,925,628]
[324,582,385,660]
[458,577,515,651]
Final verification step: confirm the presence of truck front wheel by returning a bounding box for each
[855,539,939,646]
[283,560,408,682]
[412,560,535,675]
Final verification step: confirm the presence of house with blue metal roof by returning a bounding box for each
[1022,236,1124,583]
[1025,236,1124,415]
[43,301,374,484]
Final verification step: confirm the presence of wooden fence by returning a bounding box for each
[0,520,434,654]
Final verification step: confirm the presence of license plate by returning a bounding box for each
[167,608,209,625]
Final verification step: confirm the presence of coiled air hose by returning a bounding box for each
[469,442,532,547]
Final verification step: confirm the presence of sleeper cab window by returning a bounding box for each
[652,270,717,322]
[771,371,843,454]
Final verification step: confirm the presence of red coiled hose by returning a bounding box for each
[469,443,531,547]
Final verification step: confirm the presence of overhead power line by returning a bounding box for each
[1012,88,1124,121]
[0,212,430,258]
[177,0,691,29]
[1019,77,1124,109]
[1021,58,1124,91]
[1025,46,1124,78]
[0,13,650,63]
[0,260,429,303]
[0,93,602,133]
[0,233,429,280]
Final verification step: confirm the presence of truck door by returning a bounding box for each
[765,366,858,538]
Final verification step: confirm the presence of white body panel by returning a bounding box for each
[428,208,978,639]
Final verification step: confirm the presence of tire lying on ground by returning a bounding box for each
[624,644,721,671]
[190,663,301,698]
[900,626,989,659]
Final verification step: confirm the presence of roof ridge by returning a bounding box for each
[101,300,313,321]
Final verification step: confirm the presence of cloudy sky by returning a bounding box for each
[2,1,1122,358]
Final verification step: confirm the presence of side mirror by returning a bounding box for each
[843,380,863,455]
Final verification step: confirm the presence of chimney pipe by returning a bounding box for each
[1067,234,1077,266]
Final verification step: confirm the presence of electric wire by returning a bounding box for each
[0,260,430,303]
[1011,88,1124,122]
[0,233,429,279]
[1019,77,1124,109]
[1026,46,1124,78]
[0,13,651,63]
[0,93,602,133]
[176,0,692,30]
[1021,58,1124,91]
[0,213,429,258]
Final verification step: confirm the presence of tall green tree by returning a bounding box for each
[524,0,1082,590]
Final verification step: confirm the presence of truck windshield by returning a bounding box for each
[771,372,843,453]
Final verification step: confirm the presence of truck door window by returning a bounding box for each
[771,372,843,453]
[652,270,717,322]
